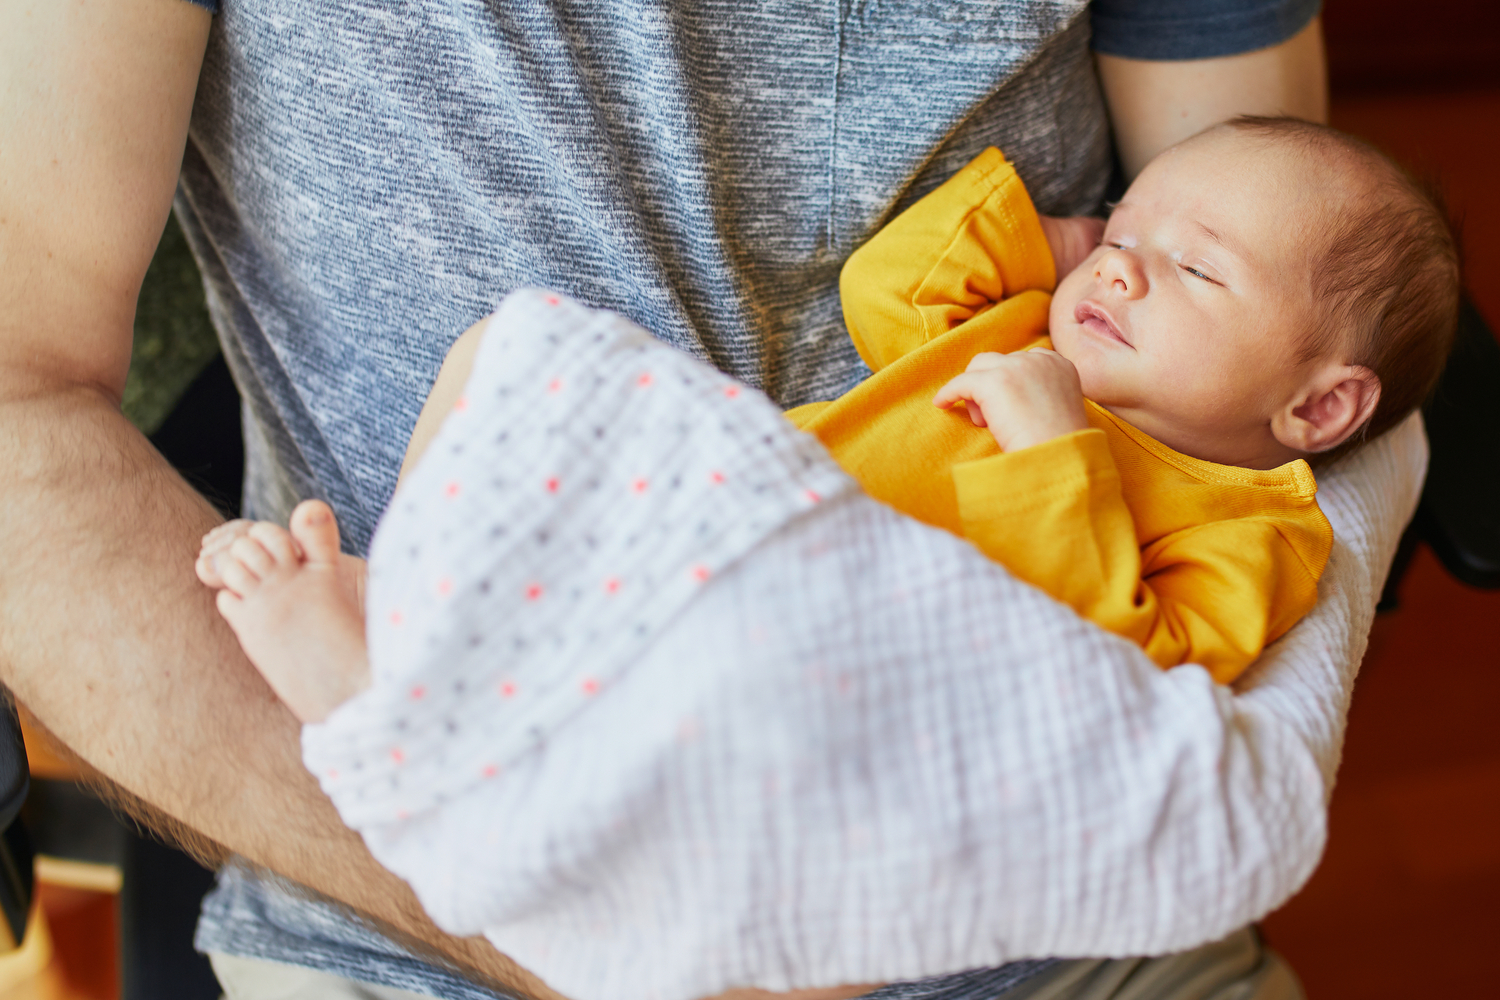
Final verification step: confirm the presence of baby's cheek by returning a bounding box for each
[1047,285,1077,339]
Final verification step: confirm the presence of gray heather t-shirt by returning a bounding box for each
[179,0,1316,995]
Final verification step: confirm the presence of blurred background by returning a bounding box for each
[2,1,1498,998]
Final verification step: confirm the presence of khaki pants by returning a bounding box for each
[210,927,1302,1000]
[210,952,436,1000]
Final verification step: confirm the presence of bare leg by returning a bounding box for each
[398,315,487,487]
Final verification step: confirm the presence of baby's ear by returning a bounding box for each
[1274,365,1382,454]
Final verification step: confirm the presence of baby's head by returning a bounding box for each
[1049,116,1459,469]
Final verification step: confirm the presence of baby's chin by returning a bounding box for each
[1060,347,1142,415]
[1049,328,1110,397]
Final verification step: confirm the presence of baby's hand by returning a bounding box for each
[933,350,1089,452]
[1038,214,1105,280]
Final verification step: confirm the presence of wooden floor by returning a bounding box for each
[10,86,1500,1000]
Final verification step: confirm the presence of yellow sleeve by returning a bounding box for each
[839,147,1057,374]
[953,431,1322,684]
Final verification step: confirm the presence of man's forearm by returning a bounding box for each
[0,385,559,997]
[2,0,561,989]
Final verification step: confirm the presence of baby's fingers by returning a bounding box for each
[932,374,989,426]
[964,352,1006,373]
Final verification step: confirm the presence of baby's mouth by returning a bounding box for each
[1074,301,1132,347]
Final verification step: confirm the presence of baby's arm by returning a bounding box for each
[840,147,1098,372]
[930,348,1321,682]
[934,382,1317,682]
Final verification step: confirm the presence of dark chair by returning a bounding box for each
[1380,296,1500,608]
[0,697,33,952]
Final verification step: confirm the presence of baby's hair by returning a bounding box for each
[1217,115,1461,463]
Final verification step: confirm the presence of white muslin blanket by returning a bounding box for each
[303,290,1425,1000]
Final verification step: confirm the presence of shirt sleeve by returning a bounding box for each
[839,147,1056,373]
[953,429,1322,683]
[1090,0,1321,60]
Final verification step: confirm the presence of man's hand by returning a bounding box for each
[1038,215,1105,281]
[933,350,1089,453]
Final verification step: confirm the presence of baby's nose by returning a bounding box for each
[1096,248,1146,298]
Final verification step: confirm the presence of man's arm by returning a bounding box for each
[0,1,556,993]
[1097,15,1329,179]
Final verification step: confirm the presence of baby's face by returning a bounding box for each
[1049,129,1336,468]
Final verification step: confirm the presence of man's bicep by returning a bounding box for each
[1094,8,1328,179]
[0,0,210,398]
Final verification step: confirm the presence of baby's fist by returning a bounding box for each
[933,349,1088,452]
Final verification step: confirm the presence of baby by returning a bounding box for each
[191,117,1458,1000]
[199,115,1458,723]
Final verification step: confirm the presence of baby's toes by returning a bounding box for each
[201,519,254,555]
[247,522,303,567]
[216,552,262,598]
[197,520,256,588]
[228,536,281,580]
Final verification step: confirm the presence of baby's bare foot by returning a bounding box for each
[198,516,368,603]
[209,500,371,723]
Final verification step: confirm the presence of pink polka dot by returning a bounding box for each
[723,385,740,398]
[805,489,821,504]
[632,477,649,494]
[436,577,454,597]
[389,610,404,626]
[410,685,426,701]
[327,768,340,780]
[544,295,561,307]
[691,564,711,583]
[499,681,518,698]
[396,808,410,820]
[545,476,560,493]
[637,372,654,387]
[481,763,500,779]
[444,481,462,499]
[453,395,469,412]
[525,583,544,601]
[548,377,563,393]
[390,747,405,765]
[603,576,621,595]
[709,470,725,485]
[580,677,600,696]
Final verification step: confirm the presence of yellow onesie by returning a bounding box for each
[786,148,1332,684]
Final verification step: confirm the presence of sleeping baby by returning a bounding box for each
[193,115,1457,996]
[199,114,1458,707]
